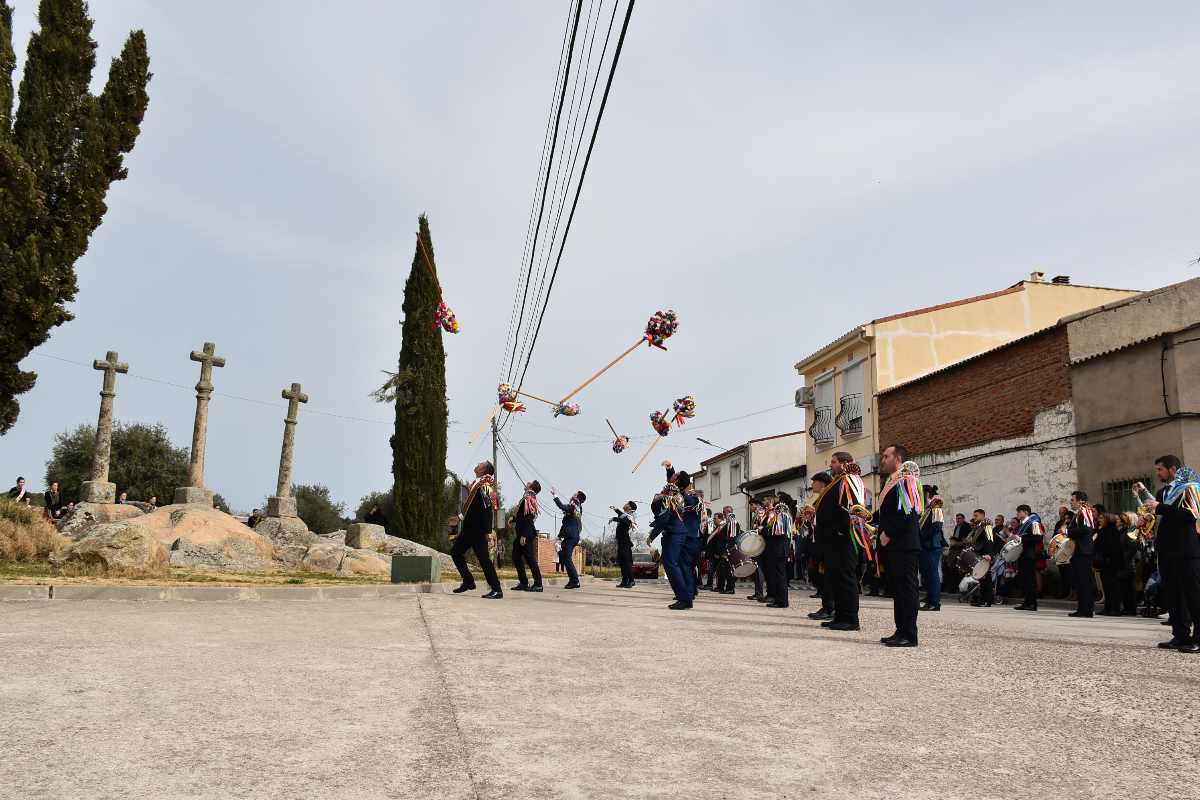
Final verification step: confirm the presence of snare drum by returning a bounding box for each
[738,531,765,558]
[956,546,980,575]
[1001,538,1022,564]
[727,547,758,578]
[971,557,991,581]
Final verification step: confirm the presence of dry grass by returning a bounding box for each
[0,500,69,562]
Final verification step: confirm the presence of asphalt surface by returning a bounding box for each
[2,581,1197,799]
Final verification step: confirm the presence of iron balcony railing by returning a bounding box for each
[809,405,835,446]
[835,393,864,435]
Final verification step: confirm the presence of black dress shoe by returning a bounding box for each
[765,601,789,609]
[747,594,763,601]
[809,592,821,599]
[668,601,693,610]
[807,610,833,620]
[880,634,900,644]
[756,596,769,603]
[510,584,529,592]
[481,590,503,599]
[828,621,860,631]
[528,585,544,592]
[820,620,835,628]
[884,638,917,647]
[563,582,581,589]
[1158,639,1185,649]
[918,603,937,612]
[452,585,476,594]
[1068,611,1093,618]
[1179,642,1200,654]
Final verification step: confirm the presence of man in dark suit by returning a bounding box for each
[553,487,585,589]
[917,484,945,611]
[450,460,503,599]
[510,480,544,592]
[875,444,922,647]
[612,501,638,588]
[1144,455,1200,652]
[814,452,866,631]
[1066,490,1096,618]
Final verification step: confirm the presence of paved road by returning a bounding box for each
[1,582,1196,799]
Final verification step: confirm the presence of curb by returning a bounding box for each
[0,575,594,602]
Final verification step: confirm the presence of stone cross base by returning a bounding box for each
[174,486,215,506]
[266,496,297,518]
[79,480,116,504]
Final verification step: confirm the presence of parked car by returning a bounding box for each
[631,550,659,579]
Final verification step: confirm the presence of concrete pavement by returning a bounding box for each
[1,581,1196,799]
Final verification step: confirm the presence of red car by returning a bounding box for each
[631,550,660,579]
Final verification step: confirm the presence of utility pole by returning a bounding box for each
[491,415,500,534]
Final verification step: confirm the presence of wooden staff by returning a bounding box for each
[468,406,498,445]
[517,390,558,407]
[558,337,644,405]
[605,418,620,439]
[631,411,677,473]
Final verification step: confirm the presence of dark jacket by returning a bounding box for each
[815,476,852,552]
[461,482,494,538]
[919,510,946,552]
[1156,485,1200,560]
[1067,511,1095,559]
[43,490,62,516]
[969,523,996,557]
[612,512,634,550]
[514,496,538,538]
[648,506,686,541]
[876,483,920,553]
[555,496,582,541]
[1095,522,1124,570]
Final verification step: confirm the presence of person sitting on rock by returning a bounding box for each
[246,508,262,528]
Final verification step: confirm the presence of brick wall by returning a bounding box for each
[536,536,583,575]
[878,326,1071,456]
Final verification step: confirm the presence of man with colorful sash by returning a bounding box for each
[649,481,695,610]
[760,492,793,609]
[451,460,504,599]
[967,509,996,607]
[1067,490,1096,618]
[1144,455,1200,653]
[510,480,544,593]
[874,446,923,647]
[612,501,638,589]
[918,484,945,611]
[1013,504,1044,611]
[813,451,867,631]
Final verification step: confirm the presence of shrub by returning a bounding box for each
[0,499,68,561]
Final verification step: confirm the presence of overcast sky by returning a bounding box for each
[3,1,1197,537]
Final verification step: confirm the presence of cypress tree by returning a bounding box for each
[390,215,449,548]
[0,0,151,434]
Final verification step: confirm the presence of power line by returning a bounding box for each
[509,0,637,405]
[504,0,585,383]
[498,0,579,382]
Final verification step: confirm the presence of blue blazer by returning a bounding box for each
[554,497,582,541]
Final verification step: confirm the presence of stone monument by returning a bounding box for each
[79,351,129,504]
[174,342,225,505]
[266,382,308,518]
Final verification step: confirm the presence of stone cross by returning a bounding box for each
[174,342,226,505]
[266,383,309,518]
[79,351,129,504]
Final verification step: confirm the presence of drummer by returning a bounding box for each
[713,505,741,594]
[967,509,997,607]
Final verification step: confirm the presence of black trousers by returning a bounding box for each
[1100,568,1122,615]
[512,534,543,588]
[753,564,764,597]
[1017,558,1038,608]
[813,561,832,611]
[1163,558,1200,643]
[1071,556,1095,616]
[827,546,860,624]
[977,569,995,605]
[617,543,634,585]
[716,557,735,592]
[884,548,920,643]
[450,530,501,592]
[762,536,789,606]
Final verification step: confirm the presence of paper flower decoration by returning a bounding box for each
[553,403,581,418]
[612,435,630,453]
[672,395,696,426]
[497,383,525,414]
[435,301,460,334]
[644,309,679,350]
[650,411,671,437]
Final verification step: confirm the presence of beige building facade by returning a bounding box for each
[794,273,1138,494]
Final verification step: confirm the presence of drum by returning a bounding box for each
[971,557,990,581]
[1001,538,1022,564]
[959,575,977,594]
[956,546,979,575]
[1051,534,1074,565]
[738,531,765,558]
[727,547,757,578]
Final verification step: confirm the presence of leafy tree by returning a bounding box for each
[390,215,448,548]
[212,493,231,514]
[45,421,187,503]
[0,1,151,434]
[287,483,346,535]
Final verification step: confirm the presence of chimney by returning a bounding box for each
[1051,275,1071,285]
[1029,271,1046,283]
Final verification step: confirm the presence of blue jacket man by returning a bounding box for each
[918,484,946,611]
[651,462,702,610]
[553,488,585,589]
